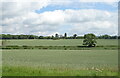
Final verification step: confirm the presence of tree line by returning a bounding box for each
[0,33,119,39]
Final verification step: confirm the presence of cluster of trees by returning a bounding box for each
[0,33,119,39]
[1,33,119,47]
[0,33,83,39]
[98,35,119,39]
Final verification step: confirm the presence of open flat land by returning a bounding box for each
[1,39,118,76]
[3,39,118,46]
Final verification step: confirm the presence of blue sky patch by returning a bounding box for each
[35,2,118,14]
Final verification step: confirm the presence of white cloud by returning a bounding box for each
[79,0,119,8]
[79,0,119,2]
[1,1,118,36]
[40,10,65,25]
[1,0,50,19]
[71,20,117,36]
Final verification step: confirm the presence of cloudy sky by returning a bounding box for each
[0,0,119,36]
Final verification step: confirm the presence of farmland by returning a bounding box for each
[2,39,118,46]
[1,39,118,76]
[2,50,118,76]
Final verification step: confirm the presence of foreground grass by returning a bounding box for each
[2,50,118,67]
[2,50,118,76]
[3,66,118,76]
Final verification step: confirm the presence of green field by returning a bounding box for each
[3,39,118,46]
[1,39,118,76]
[2,49,118,76]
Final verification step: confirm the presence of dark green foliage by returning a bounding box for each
[73,34,77,39]
[1,45,118,50]
[98,34,111,39]
[83,33,97,47]
[39,36,44,39]
[51,35,54,39]
[64,33,67,39]
[98,34,118,39]
[55,33,59,38]
[0,34,118,39]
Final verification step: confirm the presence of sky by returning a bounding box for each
[0,0,119,36]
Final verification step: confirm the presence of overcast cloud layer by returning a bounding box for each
[0,0,118,36]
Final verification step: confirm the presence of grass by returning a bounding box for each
[1,39,118,50]
[3,39,118,46]
[1,39,118,76]
[2,65,118,76]
[1,45,118,50]
[2,50,118,76]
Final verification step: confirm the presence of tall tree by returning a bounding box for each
[55,33,59,38]
[64,33,67,39]
[51,35,54,39]
[73,34,77,39]
[83,33,97,47]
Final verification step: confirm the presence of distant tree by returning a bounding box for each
[76,36,84,39]
[64,33,67,39]
[73,34,77,39]
[28,35,35,39]
[55,33,59,38]
[118,36,120,39]
[52,33,59,40]
[98,34,111,39]
[39,36,44,39]
[51,35,54,39]
[103,35,111,39]
[1,34,118,40]
[12,35,19,39]
[59,35,63,39]
[83,33,97,47]
[110,36,117,39]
